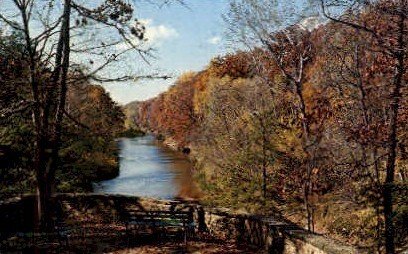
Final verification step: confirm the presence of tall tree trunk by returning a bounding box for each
[47,0,72,203]
[259,116,268,199]
[18,1,48,229]
[383,10,405,254]
[295,80,314,232]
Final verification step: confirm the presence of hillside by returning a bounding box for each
[122,100,142,130]
[127,4,408,251]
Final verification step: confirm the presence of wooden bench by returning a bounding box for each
[53,220,126,247]
[124,210,195,243]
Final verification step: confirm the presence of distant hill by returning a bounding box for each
[122,100,142,130]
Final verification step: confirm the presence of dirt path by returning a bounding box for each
[109,240,264,254]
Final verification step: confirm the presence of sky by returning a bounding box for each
[102,0,231,105]
[1,0,316,105]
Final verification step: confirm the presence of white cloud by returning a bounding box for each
[298,16,324,31]
[140,19,178,45]
[115,19,178,51]
[208,36,221,45]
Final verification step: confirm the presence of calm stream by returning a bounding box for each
[93,136,199,200]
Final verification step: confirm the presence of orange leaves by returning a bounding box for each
[346,122,389,146]
[66,83,125,136]
[209,51,256,79]
[135,73,198,147]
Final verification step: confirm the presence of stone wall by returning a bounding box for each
[202,207,365,254]
[0,194,365,254]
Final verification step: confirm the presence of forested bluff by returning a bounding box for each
[123,6,407,251]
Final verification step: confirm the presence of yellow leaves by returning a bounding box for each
[302,81,317,104]
[88,85,104,101]
[275,127,305,159]
[175,71,196,85]
[273,73,287,87]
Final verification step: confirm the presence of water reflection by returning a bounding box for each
[93,136,200,200]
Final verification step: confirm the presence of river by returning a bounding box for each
[93,136,200,200]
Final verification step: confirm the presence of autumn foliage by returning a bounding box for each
[127,1,407,251]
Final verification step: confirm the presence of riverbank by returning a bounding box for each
[0,82,125,198]
[131,133,387,251]
[119,128,146,138]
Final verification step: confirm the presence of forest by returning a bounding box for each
[0,31,125,196]
[0,0,154,232]
[126,0,408,252]
[0,0,407,253]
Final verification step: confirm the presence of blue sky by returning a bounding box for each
[1,0,316,105]
[103,0,231,104]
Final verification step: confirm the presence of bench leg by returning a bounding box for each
[125,224,131,248]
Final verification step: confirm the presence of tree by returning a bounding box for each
[161,73,197,147]
[0,0,169,228]
[226,0,320,231]
[321,1,407,252]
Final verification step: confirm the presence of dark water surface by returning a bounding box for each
[93,136,199,200]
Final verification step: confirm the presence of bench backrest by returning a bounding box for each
[126,210,193,224]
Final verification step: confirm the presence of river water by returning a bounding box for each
[93,136,200,200]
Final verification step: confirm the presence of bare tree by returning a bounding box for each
[0,0,172,228]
